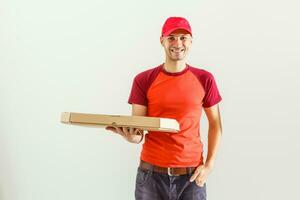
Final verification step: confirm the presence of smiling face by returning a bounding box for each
[160,29,192,61]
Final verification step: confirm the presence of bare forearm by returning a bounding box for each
[205,125,222,168]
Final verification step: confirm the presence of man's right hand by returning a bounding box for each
[105,126,144,144]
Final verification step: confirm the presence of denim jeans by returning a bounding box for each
[135,167,207,200]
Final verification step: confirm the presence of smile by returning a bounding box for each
[170,49,184,53]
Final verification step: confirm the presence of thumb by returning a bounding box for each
[105,126,118,133]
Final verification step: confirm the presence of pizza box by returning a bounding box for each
[61,112,180,133]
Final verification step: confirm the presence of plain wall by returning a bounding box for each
[1,0,300,199]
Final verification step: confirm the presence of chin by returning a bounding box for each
[171,55,185,60]
[170,57,185,61]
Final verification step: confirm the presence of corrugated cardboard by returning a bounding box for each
[61,112,180,133]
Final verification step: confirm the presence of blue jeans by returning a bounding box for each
[135,167,207,200]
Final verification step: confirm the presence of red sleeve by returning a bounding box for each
[189,66,222,108]
[202,72,222,108]
[128,74,148,106]
[127,65,162,107]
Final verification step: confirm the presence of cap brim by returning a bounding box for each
[162,27,192,37]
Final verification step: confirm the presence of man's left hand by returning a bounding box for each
[189,163,213,187]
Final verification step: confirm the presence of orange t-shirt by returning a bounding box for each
[128,64,222,167]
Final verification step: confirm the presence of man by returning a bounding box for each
[106,16,223,200]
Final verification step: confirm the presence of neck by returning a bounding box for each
[163,59,187,73]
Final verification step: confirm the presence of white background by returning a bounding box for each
[1,0,300,199]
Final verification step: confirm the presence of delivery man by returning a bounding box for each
[105,16,223,200]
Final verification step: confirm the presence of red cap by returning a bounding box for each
[161,17,192,37]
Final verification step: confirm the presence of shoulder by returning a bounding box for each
[188,65,215,80]
[133,64,161,83]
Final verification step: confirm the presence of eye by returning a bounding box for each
[180,36,187,41]
[168,36,175,41]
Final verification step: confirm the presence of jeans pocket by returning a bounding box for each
[136,167,150,186]
[193,181,206,189]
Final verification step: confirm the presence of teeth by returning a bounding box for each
[171,49,184,52]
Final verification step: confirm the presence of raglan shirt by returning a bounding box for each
[128,64,222,167]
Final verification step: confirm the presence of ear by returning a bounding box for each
[160,36,163,46]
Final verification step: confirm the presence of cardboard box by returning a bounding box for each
[61,112,180,133]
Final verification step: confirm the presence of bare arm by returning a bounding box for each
[189,103,223,186]
[203,103,223,168]
[132,103,147,116]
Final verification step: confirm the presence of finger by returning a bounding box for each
[196,179,205,187]
[122,127,130,137]
[131,127,138,135]
[105,126,118,133]
[112,126,123,135]
[189,172,199,182]
[128,127,135,135]
[122,127,128,134]
[196,175,204,183]
[196,174,207,186]
[125,127,133,137]
[189,166,204,182]
[134,128,142,135]
[198,178,206,187]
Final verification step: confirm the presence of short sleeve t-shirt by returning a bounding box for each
[128,63,222,167]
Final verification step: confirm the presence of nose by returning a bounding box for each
[172,38,183,47]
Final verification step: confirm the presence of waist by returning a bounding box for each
[139,160,197,176]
